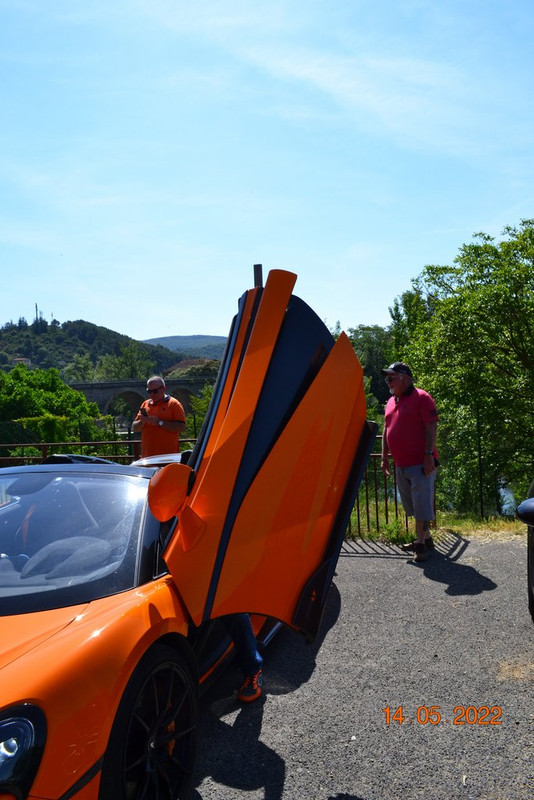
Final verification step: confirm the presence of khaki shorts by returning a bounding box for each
[395,464,436,521]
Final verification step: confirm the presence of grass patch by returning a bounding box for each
[346,505,526,544]
[346,505,414,546]
[435,511,525,540]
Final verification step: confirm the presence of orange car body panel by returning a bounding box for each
[1,578,189,799]
[211,332,366,621]
[0,605,86,670]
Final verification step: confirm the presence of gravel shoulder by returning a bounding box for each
[193,531,533,800]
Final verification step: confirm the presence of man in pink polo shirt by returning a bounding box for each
[380,362,439,563]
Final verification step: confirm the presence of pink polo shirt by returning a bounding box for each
[384,386,438,467]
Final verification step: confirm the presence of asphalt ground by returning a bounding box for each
[192,532,533,800]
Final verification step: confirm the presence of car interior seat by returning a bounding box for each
[16,480,99,556]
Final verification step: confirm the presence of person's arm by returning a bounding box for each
[132,410,146,433]
[135,417,185,431]
[153,419,185,432]
[423,420,438,475]
[163,400,187,434]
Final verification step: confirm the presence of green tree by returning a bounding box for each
[63,353,96,382]
[347,324,393,407]
[396,220,534,513]
[0,364,100,420]
[388,286,435,357]
[185,383,214,438]
[0,364,112,448]
[94,342,156,381]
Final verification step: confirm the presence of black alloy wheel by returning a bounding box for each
[100,644,198,800]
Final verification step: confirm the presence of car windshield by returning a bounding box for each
[0,470,150,615]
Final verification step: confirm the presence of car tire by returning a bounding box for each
[99,643,198,800]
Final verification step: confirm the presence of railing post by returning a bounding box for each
[364,469,370,531]
[373,457,380,533]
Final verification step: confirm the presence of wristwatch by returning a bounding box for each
[425,450,433,455]
[158,420,163,427]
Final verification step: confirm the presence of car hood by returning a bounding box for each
[0,604,88,670]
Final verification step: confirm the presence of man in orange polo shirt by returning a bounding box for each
[133,376,263,700]
[133,376,186,458]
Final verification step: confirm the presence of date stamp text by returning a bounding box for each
[382,705,502,726]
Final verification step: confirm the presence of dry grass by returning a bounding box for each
[435,511,526,542]
[348,503,527,545]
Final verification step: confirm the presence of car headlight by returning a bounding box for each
[0,705,46,799]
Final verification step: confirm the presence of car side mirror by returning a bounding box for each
[516,498,534,526]
[148,463,195,522]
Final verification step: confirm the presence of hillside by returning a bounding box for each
[0,318,189,374]
[143,335,227,360]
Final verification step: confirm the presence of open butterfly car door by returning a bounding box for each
[149,269,377,641]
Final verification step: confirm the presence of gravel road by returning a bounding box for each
[192,532,533,800]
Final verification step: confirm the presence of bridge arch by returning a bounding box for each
[70,378,208,418]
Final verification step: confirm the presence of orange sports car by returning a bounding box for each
[0,269,377,800]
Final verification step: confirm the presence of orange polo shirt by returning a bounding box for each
[135,395,186,457]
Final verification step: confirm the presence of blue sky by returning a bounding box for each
[1,0,533,341]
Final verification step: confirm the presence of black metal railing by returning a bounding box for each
[0,437,426,538]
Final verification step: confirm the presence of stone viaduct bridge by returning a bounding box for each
[69,377,209,418]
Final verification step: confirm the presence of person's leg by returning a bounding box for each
[223,614,263,702]
[224,613,263,675]
[415,518,432,544]
[395,466,414,516]
[412,469,436,560]
[412,520,432,561]
[397,466,435,557]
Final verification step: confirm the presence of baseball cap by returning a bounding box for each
[381,361,413,378]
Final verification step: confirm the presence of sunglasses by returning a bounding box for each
[146,387,163,394]
[385,375,402,382]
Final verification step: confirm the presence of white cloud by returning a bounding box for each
[234,46,504,158]
[137,0,293,33]
[134,0,533,164]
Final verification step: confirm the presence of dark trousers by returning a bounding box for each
[223,613,263,676]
